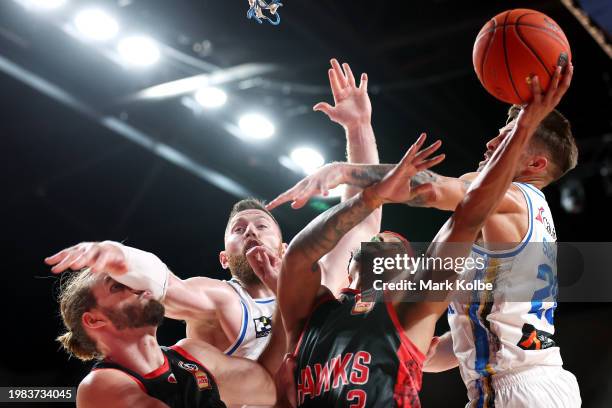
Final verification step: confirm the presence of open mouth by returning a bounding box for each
[243,240,262,254]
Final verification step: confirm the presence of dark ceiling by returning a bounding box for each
[1,0,611,406]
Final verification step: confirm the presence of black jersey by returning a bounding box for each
[294,289,425,408]
[92,345,226,408]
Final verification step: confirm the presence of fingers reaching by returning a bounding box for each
[49,247,85,274]
[414,139,442,163]
[330,59,348,89]
[266,182,305,210]
[312,102,334,118]
[554,62,573,104]
[416,153,445,172]
[342,63,356,88]
[404,133,427,162]
[328,69,343,102]
[530,75,542,105]
[359,73,368,92]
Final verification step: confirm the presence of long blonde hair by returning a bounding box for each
[56,270,101,361]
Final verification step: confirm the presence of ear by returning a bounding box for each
[219,251,229,269]
[82,311,107,330]
[527,155,548,175]
[280,242,288,256]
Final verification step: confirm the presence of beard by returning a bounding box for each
[103,299,165,330]
[227,253,262,286]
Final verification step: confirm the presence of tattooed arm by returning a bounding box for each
[278,191,380,344]
[267,163,466,212]
[278,135,444,345]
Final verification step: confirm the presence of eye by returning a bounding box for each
[233,226,245,234]
[257,224,269,230]
[111,282,125,292]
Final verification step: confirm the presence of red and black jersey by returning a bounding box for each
[294,289,425,408]
[92,345,226,408]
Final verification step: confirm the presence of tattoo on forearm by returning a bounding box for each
[347,165,440,191]
[410,170,438,187]
[403,170,439,207]
[347,165,393,187]
[292,195,374,272]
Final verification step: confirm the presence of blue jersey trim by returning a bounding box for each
[469,258,494,407]
[225,300,249,356]
[471,183,533,258]
[254,298,276,304]
[517,182,545,199]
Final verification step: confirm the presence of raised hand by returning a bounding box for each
[313,59,371,128]
[266,163,345,210]
[368,134,444,204]
[45,241,128,275]
[518,62,573,131]
[246,245,282,295]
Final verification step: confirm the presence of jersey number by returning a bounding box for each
[528,263,557,325]
[347,389,366,408]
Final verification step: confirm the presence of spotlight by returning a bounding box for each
[74,9,119,41]
[560,179,585,214]
[194,87,227,108]
[117,36,160,67]
[290,147,324,175]
[238,114,274,140]
[19,0,67,10]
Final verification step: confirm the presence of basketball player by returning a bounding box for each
[271,65,580,407]
[46,59,381,361]
[55,268,285,407]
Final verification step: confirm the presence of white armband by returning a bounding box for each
[104,241,170,300]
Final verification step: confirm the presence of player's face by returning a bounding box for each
[91,275,165,330]
[477,121,516,172]
[223,209,283,284]
[225,209,283,257]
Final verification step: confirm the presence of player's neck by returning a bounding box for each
[514,174,547,190]
[242,280,275,299]
[103,330,164,375]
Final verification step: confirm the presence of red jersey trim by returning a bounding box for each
[91,367,147,394]
[143,353,170,379]
[384,302,426,364]
[170,345,220,387]
[292,292,337,358]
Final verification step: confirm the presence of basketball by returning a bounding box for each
[473,9,572,105]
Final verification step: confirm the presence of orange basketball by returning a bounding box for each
[473,9,572,105]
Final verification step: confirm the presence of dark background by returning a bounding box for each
[0,0,611,406]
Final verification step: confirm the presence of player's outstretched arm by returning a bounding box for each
[279,135,444,342]
[267,159,467,212]
[436,63,572,244]
[304,59,382,294]
[412,64,573,335]
[45,241,235,323]
[176,338,277,407]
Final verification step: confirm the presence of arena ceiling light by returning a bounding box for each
[117,36,160,67]
[238,113,275,140]
[74,9,119,41]
[194,87,227,108]
[290,147,324,175]
[18,0,67,10]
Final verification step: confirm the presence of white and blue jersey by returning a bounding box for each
[448,182,571,407]
[224,279,276,360]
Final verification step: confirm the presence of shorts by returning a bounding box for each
[466,366,581,407]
